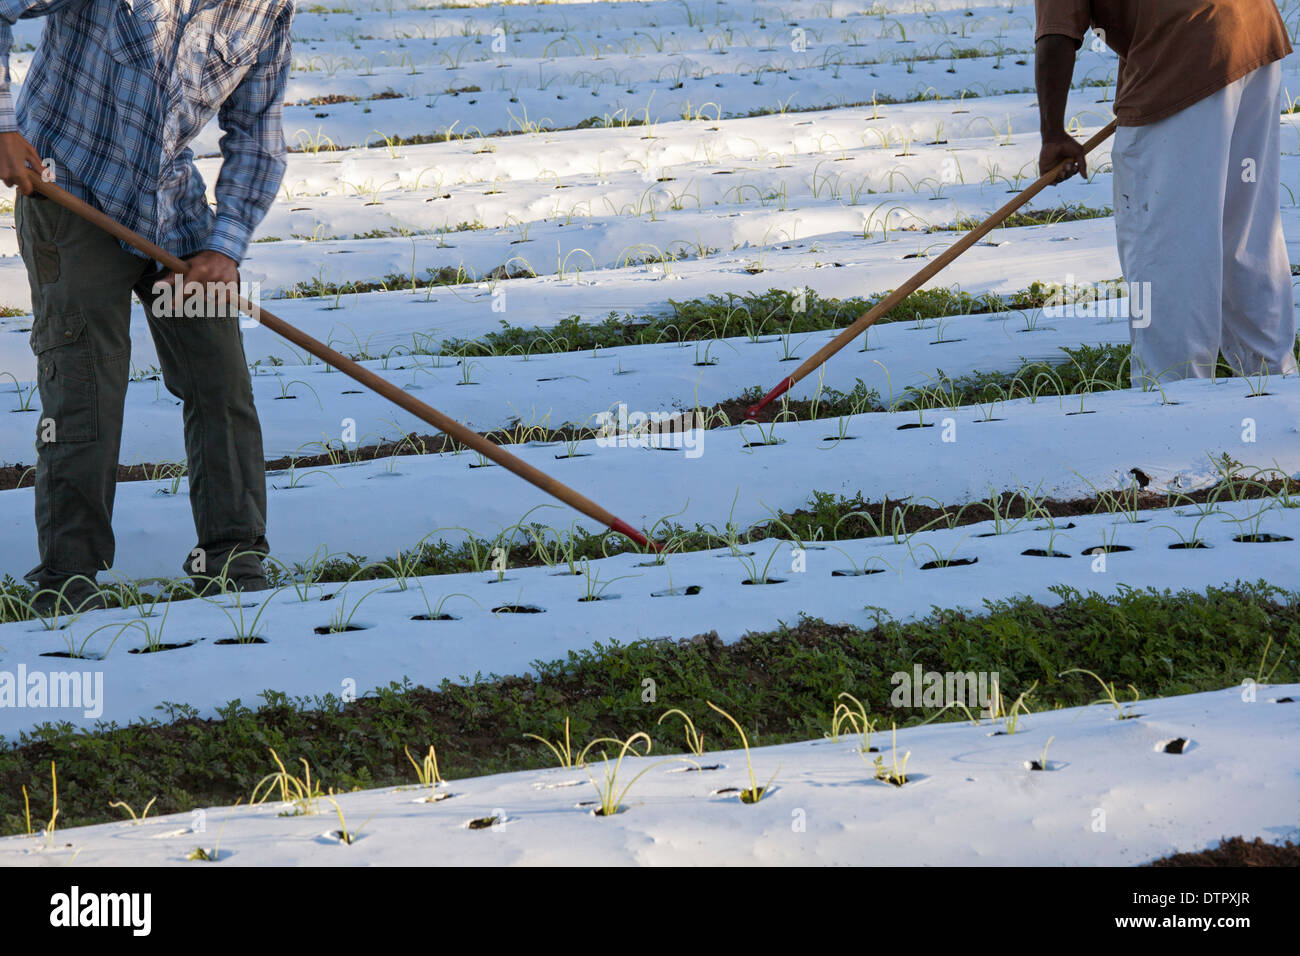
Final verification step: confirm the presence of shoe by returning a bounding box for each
[190,573,270,598]
[29,580,110,617]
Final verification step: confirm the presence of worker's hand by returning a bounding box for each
[159,250,241,318]
[0,131,45,195]
[1039,132,1087,184]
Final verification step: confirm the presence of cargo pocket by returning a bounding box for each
[30,312,96,443]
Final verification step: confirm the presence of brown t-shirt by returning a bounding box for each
[1035,1,1293,125]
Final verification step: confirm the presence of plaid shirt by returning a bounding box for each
[0,0,293,263]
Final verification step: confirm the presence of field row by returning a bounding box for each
[0,493,1296,737]
[2,683,1294,865]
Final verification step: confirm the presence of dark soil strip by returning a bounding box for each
[1146,837,1300,867]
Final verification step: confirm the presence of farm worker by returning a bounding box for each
[1034,1,1298,386]
[0,1,294,614]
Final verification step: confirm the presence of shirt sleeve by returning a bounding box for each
[206,1,293,263]
[0,1,89,133]
[1034,0,1092,44]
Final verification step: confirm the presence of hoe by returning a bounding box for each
[745,120,1117,419]
[23,171,657,550]
[20,120,1114,552]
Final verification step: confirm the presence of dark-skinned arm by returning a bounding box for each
[1035,33,1088,183]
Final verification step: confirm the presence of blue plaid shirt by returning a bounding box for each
[0,0,293,263]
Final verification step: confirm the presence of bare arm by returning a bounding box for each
[1035,33,1087,183]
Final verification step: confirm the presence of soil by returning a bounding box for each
[920,557,977,569]
[127,641,197,654]
[1146,837,1300,867]
[650,585,702,596]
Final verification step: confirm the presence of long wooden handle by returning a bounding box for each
[746,119,1119,418]
[27,173,654,549]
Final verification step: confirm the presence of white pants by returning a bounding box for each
[1112,60,1298,385]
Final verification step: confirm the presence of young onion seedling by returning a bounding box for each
[586,732,696,816]
[872,724,910,786]
[658,709,706,757]
[707,701,778,803]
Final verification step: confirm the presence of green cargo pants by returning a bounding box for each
[15,192,269,595]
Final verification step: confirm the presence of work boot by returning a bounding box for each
[189,570,271,599]
[28,575,110,618]
[184,541,270,598]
